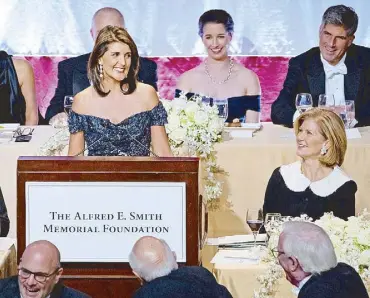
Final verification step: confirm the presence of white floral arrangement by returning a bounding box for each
[255,212,370,298]
[161,91,225,201]
[37,127,70,156]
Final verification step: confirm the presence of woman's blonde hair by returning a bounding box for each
[294,108,347,166]
[88,25,139,97]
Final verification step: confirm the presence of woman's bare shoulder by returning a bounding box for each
[235,62,261,94]
[177,65,204,90]
[136,82,159,109]
[72,87,94,114]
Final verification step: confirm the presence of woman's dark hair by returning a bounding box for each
[88,25,140,96]
[198,9,234,37]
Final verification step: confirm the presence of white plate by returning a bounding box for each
[0,123,20,130]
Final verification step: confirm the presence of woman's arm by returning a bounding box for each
[144,85,173,157]
[243,69,261,123]
[68,131,85,156]
[151,126,173,157]
[67,93,87,156]
[14,59,38,125]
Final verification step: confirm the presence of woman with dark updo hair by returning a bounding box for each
[176,9,261,123]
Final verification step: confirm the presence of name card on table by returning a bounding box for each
[25,181,186,262]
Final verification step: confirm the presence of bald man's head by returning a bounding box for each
[91,7,125,41]
[18,240,63,298]
[129,236,178,282]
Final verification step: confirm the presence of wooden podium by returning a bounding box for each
[17,156,203,297]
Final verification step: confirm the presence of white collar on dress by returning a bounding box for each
[280,161,351,197]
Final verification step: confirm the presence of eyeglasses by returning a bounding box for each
[19,267,60,283]
[13,127,34,139]
[271,248,285,258]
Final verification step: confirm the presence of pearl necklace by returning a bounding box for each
[204,58,234,85]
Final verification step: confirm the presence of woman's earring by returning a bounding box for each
[320,145,327,155]
[98,64,103,78]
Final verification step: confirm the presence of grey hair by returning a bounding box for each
[281,221,337,274]
[321,5,358,36]
[128,239,178,282]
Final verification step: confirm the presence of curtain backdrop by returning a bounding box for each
[1,0,369,56]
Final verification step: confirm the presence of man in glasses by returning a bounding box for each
[0,240,90,298]
[275,221,368,298]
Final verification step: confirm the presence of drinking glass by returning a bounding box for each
[214,98,228,122]
[264,213,281,237]
[64,96,74,114]
[295,93,313,114]
[201,96,212,106]
[318,94,335,110]
[345,100,355,129]
[246,208,264,247]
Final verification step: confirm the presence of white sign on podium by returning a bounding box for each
[25,181,186,262]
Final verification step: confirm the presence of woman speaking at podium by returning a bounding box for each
[67,26,172,157]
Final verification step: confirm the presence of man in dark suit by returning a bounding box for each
[0,240,90,298]
[129,236,233,298]
[45,7,158,123]
[271,5,370,127]
[276,221,369,298]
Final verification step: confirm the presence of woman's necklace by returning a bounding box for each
[204,57,234,85]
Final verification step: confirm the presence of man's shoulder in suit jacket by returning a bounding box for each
[45,53,158,122]
[45,53,90,121]
[133,266,233,298]
[298,262,369,298]
[0,275,91,298]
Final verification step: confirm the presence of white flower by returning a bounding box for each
[169,128,187,145]
[184,101,199,118]
[357,230,370,247]
[160,97,224,201]
[359,250,370,266]
[194,110,208,126]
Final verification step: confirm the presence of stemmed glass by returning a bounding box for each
[264,213,281,238]
[295,93,313,114]
[246,208,264,248]
[64,96,74,115]
[345,100,355,129]
[214,98,228,122]
[318,94,335,110]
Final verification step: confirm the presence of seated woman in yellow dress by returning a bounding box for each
[263,108,356,220]
[176,9,261,123]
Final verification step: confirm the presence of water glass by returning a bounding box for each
[214,98,228,122]
[345,100,355,128]
[64,96,74,114]
[295,93,313,114]
[318,94,335,110]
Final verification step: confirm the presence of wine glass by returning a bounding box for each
[345,100,355,129]
[214,98,228,122]
[246,208,264,248]
[295,93,313,114]
[64,96,74,115]
[318,94,335,110]
[264,213,281,237]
